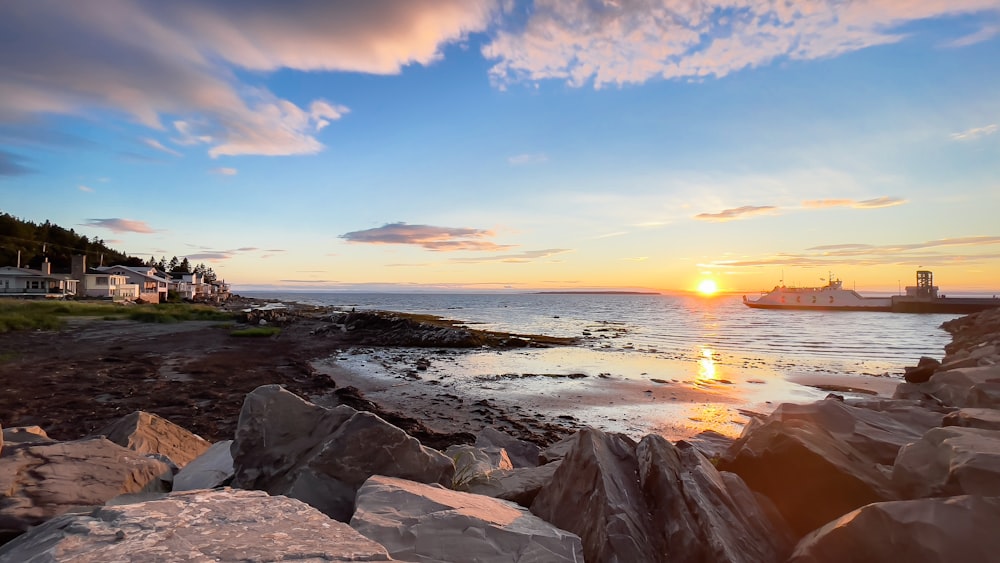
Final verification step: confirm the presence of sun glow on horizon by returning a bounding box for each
[697,279,719,296]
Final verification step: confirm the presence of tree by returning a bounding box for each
[168,256,179,272]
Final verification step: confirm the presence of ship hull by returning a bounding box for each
[744,301,893,312]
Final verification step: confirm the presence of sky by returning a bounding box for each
[1,0,999,294]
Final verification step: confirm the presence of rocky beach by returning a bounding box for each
[2,300,1000,561]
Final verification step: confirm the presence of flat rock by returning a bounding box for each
[172,440,235,491]
[943,408,1000,430]
[788,496,1000,563]
[893,426,1000,498]
[98,410,210,469]
[530,428,658,562]
[0,488,393,561]
[445,443,513,489]
[351,475,582,562]
[905,365,1000,409]
[1,425,53,446]
[718,398,935,537]
[0,437,171,536]
[465,461,562,508]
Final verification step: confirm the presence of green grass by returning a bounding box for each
[229,326,282,337]
[0,300,236,332]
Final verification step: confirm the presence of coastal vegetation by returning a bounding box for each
[230,326,282,337]
[0,300,235,332]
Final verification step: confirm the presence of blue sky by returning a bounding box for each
[2,0,999,293]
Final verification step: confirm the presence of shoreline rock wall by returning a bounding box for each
[3,307,1000,561]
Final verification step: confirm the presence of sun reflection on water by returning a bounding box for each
[698,347,716,381]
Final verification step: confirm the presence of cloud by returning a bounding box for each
[340,222,514,251]
[142,137,182,157]
[706,236,1000,269]
[484,1,1000,88]
[211,167,238,175]
[0,1,496,157]
[508,152,548,165]
[78,185,94,193]
[84,218,157,234]
[449,248,572,264]
[0,150,33,176]
[942,24,1000,48]
[184,252,233,261]
[278,279,339,284]
[802,196,906,209]
[695,205,778,222]
[951,124,999,141]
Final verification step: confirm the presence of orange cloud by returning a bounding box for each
[340,222,514,252]
[694,205,778,222]
[84,218,158,234]
[802,196,906,209]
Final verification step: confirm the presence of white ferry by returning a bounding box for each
[743,275,893,311]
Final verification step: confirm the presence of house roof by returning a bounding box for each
[96,265,170,282]
[0,266,75,281]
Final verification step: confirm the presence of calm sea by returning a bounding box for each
[242,292,958,376]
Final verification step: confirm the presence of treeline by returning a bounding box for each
[0,212,217,282]
[0,212,139,270]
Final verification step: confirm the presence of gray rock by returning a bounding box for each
[788,496,1000,563]
[351,475,582,563]
[907,365,1000,408]
[538,432,577,464]
[465,461,562,507]
[0,488,393,561]
[97,410,210,469]
[638,435,793,563]
[476,427,541,468]
[684,429,735,460]
[231,385,454,522]
[0,437,171,535]
[530,428,658,562]
[893,426,1000,498]
[230,384,358,493]
[172,440,235,491]
[718,397,942,537]
[2,426,53,446]
[943,407,1000,430]
[445,444,513,490]
[284,411,455,521]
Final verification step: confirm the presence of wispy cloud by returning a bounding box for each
[142,138,181,157]
[449,249,572,264]
[695,205,778,222]
[78,185,94,193]
[508,152,548,166]
[942,24,1000,48]
[0,150,33,176]
[0,1,495,158]
[802,196,906,209]
[951,124,999,141]
[484,1,1000,87]
[341,222,515,251]
[706,236,1000,269]
[211,167,238,176]
[84,218,157,234]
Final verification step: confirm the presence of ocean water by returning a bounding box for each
[243,291,961,438]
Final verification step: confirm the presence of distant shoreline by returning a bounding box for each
[530,291,661,295]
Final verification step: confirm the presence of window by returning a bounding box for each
[97,277,108,285]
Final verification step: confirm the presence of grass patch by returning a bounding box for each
[0,350,20,363]
[0,300,236,332]
[230,326,282,337]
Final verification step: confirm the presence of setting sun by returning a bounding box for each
[697,279,719,296]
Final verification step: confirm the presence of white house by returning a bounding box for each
[169,271,205,300]
[95,265,170,303]
[71,255,139,301]
[0,259,78,298]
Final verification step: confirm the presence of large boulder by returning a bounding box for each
[232,385,454,521]
[0,488,393,561]
[172,440,235,491]
[445,444,513,490]
[2,425,53,446]
[718,398,943,537]
[637,435,793,563]
[465,461,562,507]
[0,437,170,537]
[530,428,659,562]
[97,410,210,469]
[898,365,1000,409]
[788,496,1000,563]
[893,426,1000,498]
[476,427,541,468]
[351,475,583,562]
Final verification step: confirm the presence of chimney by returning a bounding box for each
[41,258,51,275]
[72,255,87,282]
